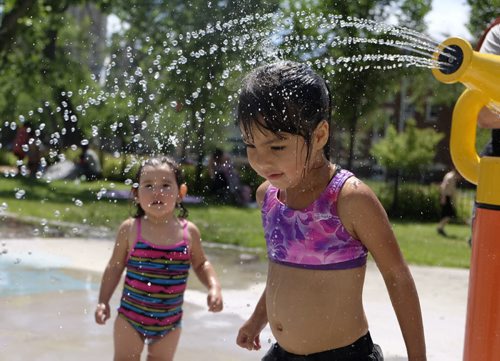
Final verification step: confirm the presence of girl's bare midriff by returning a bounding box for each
[266,261,368,355]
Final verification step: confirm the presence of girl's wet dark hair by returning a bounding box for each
[237,61,332,161]
[132,156,188,219]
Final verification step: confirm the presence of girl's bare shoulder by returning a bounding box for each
[183,219,201,240]
[256,180,272,207]
[337,177,380,214]
[339,176,372,197]
[117,217,136,238]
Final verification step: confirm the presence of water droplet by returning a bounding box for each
[15,190,26,199]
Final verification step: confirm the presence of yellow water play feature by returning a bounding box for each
[432,37,500,361]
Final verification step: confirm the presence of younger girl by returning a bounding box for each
[95,156,223,361]
[235,61,426,361]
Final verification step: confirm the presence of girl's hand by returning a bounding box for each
[236,318,264,351]
[207,286,223,312]
[95,303,110,324]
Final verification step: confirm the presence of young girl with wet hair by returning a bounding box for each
[95,156,223,361]
[236,61,426,361]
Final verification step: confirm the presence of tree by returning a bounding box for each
[0,0,113,150]
[371,119,444,212]
[106,0,280,188]
[466,0,498,41]
[280,0,432,168]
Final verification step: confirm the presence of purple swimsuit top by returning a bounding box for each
[261,169,368,270]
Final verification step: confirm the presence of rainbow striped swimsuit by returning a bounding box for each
[117,218,190,341]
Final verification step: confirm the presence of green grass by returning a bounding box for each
[392,222,471,268]
[0,176,132,228]
[0,176,471,268]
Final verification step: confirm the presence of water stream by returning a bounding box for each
[0,11,454,219]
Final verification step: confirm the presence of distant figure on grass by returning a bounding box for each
[208,148,231,203]
[12,121,31,175]
[12,121,45,177]
[95,156,223,361]
[476,17,500,156]
[26,140,44,177]
[437,169,459,237]
[77,143,102,180]
[235,61,426,360]
[208,147,252,205]
[469,17,500,246]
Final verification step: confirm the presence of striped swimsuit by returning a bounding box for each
[117,218,191,342]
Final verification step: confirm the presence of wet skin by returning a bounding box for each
[266,261,368,355]
[241,123,371,353]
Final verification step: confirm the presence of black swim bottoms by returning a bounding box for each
[261,332,383,361]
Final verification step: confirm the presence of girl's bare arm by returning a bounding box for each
[236,288,268,350]
[95,218,132,324]
[189,221,223,312]
[339,178,427,361]
[478,106,500,128]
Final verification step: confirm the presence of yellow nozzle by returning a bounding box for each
[432,37,500,99]
[432,37,500,184]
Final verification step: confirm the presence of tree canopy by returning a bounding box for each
[466,0,499,41]
[0,0,466,185]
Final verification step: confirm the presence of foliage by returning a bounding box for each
[238,164,264,196]
[0,0,285,188]
[371,118,444,176]
[0,0,118,157]
[103,0,280,186]
[281,0,432,167]
[0,149,17,166]
[368,178,473,222]
[466,0,499,41]
[377,181,440,220]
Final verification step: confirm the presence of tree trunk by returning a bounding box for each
[43,26,82,147]
[194,109,206,192]
[179,111,191,163]
[391,169,401,216]
[347,118,357,170]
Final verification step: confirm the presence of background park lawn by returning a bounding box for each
[0,176,471,269]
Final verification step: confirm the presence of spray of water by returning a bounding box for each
[0,10,449,233]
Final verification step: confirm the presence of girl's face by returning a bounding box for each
[135,165,185,218]
[242,124,309,190]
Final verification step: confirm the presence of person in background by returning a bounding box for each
[437,169,459,237]
[27,140,44,177]
[467,17,500,246]
[476,17,500,148]
[78,143,102,180]
[236,61,426,361]
[208,147,251,205]
[12,121,31,175]
[208,148,231,203]
[95,156,223,361]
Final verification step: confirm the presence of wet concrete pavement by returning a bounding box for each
[0,238,468,360]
